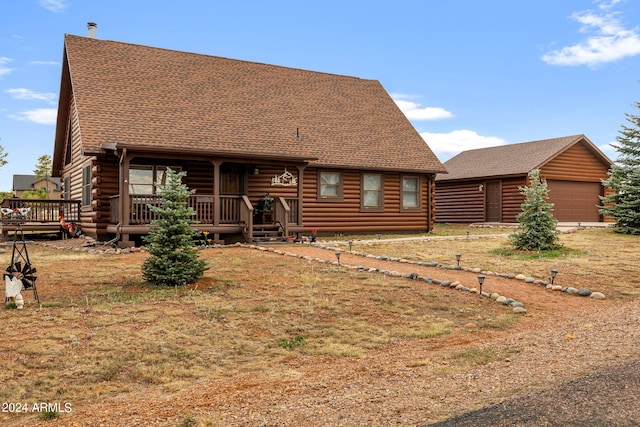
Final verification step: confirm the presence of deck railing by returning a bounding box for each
[1,198,81,223]
[109,194,298,231]
[274,197,291,239]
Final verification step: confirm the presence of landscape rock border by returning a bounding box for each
[315,240,607,302]
[244,243,531,314]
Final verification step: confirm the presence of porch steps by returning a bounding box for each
[252,224,288,243]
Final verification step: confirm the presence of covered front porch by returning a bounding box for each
[107,193,302,243]
[102,147,312,245]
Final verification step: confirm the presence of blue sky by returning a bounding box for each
[1,0,639,191]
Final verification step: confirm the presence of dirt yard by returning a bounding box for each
[1,229,639,426]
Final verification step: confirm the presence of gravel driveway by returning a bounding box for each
[426,358,640,427]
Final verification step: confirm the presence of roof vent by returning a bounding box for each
[87,22,97,38]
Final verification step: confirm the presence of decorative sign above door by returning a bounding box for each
[271,168,298,187]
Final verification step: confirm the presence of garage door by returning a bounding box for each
[547,180,602,222]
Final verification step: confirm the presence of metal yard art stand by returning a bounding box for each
[2,208,39,303]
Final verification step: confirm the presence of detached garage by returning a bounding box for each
[436,135,614,223]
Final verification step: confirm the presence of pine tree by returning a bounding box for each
[142,168,207,286]
[0,142,8,169]
[510,169,560,251]
[599,101,640,234]
[33,154,53,197]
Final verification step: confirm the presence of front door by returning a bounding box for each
[485,181,501,222]
[220,165,245,195]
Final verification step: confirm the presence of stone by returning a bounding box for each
[490,293,500,300]
[440,280,452,287]
[496,296,507,304]
[590,292,607,300]
[566,287,579,295]
[432,279,441,285]
[472,268,482,273]
[578,289,592,297]
[455,284,464,290]
[515,274,526,280]
[513,307,527,314]
[511,301,524,308]
[469,287,478,293]
[503,298,515,305]
[524,277,535,283]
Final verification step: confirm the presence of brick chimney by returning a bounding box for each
[87,22,97,38]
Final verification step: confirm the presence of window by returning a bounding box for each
[81,164,91,206]
[362,173,383,211]
[401,176,420,210]
[129,165,178,194]
[63,176,70,200]
[318,171,343,201]
[65,116,73,166]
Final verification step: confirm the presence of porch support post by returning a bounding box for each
[119,150,134,247]
[211,160,222,238]
[296,164,306,227]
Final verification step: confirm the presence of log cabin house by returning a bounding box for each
[51,31,445,246]
[435,135,614,224]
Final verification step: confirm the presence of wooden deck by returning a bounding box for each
[1,199,81,237]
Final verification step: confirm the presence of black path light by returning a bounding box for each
[466,230,470,239]
[550,269,558,285]
[477,275,486,297]
[348,240,353,252]
[335,251,341,266]
[455,253,462,270]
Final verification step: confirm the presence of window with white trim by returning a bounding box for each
[319,171,342,199]
[401,176,420,209]
[362,173,383,209]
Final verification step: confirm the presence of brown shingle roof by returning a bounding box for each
[437,135,611,181]
[56,35,444,174]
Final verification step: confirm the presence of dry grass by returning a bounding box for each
[1,225,638,425]
[0,243,511,410]
[348,225,639,298]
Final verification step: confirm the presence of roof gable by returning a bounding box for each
[13,174,61,191]
[437,135,612,181]
[54,35,445,174]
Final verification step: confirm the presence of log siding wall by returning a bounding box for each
[539,143,610,182]
[436,141,613,224]
[302,167,433,233]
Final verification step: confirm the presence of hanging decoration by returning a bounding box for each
[271,168,298,187]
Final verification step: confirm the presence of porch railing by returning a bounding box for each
[109,194,298,239]
[1,198,81,223]
[274,197,291,239]
[240,195,254,241]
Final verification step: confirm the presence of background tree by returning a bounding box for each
[142,168,207,286]
[22,188,48,199]
[33,154,52,197]
[0,141,8,169]
[510,169,560,251]
[599,101,640,234]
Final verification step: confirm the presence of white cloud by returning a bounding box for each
[38,0,68,13]
[6,88,57,105]
[30,60,59,66]
[392,94,454,121]
[0,57,13,77]
[542,2,640,66]
[9,108,57,125]
[419,130,507,161]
